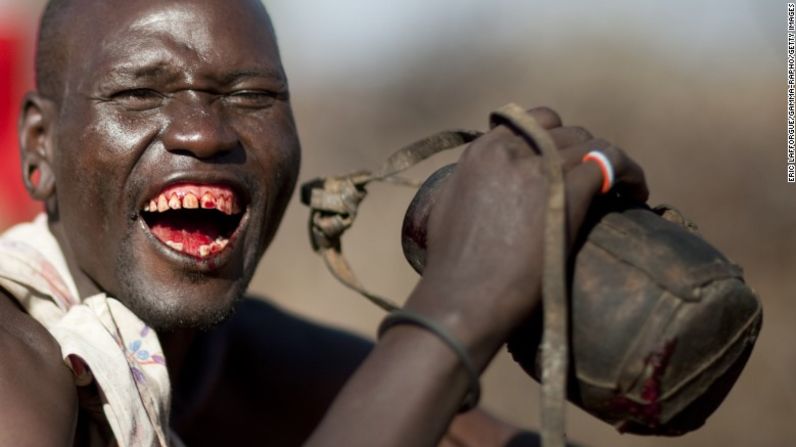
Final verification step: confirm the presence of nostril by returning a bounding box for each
[160,94,238,159]
[162,118,238,159]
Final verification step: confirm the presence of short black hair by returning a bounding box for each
[35,0,72,99]
[34,0,278,101]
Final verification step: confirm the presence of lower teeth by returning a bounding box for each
[165,237,229,258]
[166,241,184,251]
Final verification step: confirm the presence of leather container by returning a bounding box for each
[401,164,762,435]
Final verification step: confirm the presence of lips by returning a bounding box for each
[140,183,246,259]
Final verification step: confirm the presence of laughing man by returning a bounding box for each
[0,0,647,445]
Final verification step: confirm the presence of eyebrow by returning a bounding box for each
[103,62,181,84]
[219,68,286,86]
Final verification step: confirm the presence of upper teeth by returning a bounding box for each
[144,192,236,215]
[184,194,199,209]
[200,193,216,209]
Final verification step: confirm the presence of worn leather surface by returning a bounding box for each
[402,168,762,435]
[503,202,762,435]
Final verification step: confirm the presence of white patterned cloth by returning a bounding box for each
[0,214,176,446]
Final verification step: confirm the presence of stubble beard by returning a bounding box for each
[113,227,248,332]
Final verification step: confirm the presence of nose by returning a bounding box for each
[161,92,238,159]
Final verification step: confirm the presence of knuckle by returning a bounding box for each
[492,130,532,158]
[460,143,484,163]
[502,135,532,156]
[602,145,628,170]
[590,138,612,149]
[522,158,545,178]
[569,126,594,141]
[462,136,512,164]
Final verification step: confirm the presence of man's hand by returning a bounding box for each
[407,106,648,368]
[307,106,648,447]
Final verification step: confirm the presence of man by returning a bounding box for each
[1,0,647,445]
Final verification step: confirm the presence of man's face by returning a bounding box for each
[44,0,300,328]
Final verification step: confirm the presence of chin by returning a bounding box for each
[114,241,252,331]
[118,278,246,332]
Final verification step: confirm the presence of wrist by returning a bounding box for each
[402,273,541,371]
[379,309,481,411]
[376,323,474,414]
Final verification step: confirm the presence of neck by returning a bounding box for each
[48,216,201,384]
[158,328,200,384]
[47,218,103,299]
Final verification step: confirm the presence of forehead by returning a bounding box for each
[66,0,282,86]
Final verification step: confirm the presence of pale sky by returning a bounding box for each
[266,0,776,81]
[0,0,778,84]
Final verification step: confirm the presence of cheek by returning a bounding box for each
[245,107,301,187]
[235,107,301,255]
[82,111,163,166]
[264,125,300,233]
[52,109,162,283]
[57,109,162,203]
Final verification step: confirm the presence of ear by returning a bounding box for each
[18,92,57,201]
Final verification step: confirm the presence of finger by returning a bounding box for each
[597,145,649,203]
[480,108,563,158]
[464,125,530,161]
[558,138,611,171]
[466,107,563,161]
[563,146,649,243]
[563,162,601,248]
[500,114,592,159]
[566,145,649,202]
[548,126,593,150]
[525,106,562,130]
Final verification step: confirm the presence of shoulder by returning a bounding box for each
[177,296,373,445]
[229,296,372,358]
[0,289,78,444]
[224,296,373,391]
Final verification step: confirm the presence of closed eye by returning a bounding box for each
[225,90,280,109]
[110,88,165,110]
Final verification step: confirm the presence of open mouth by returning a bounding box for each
[140,183,245,259]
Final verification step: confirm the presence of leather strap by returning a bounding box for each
[489,103,568,447]
[301,130,482,311]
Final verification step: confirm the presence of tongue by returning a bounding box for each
[150,214,223,257]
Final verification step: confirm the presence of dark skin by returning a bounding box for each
[40,0,300,330]
[5,0,648,445]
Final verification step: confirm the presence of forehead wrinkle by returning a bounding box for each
[104,62,182,85]
[67,1,283,93]
[127,6,213,60]
[124,64,169,79]
[89,35,196,90]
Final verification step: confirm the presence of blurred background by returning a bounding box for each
[0,0,790,445]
